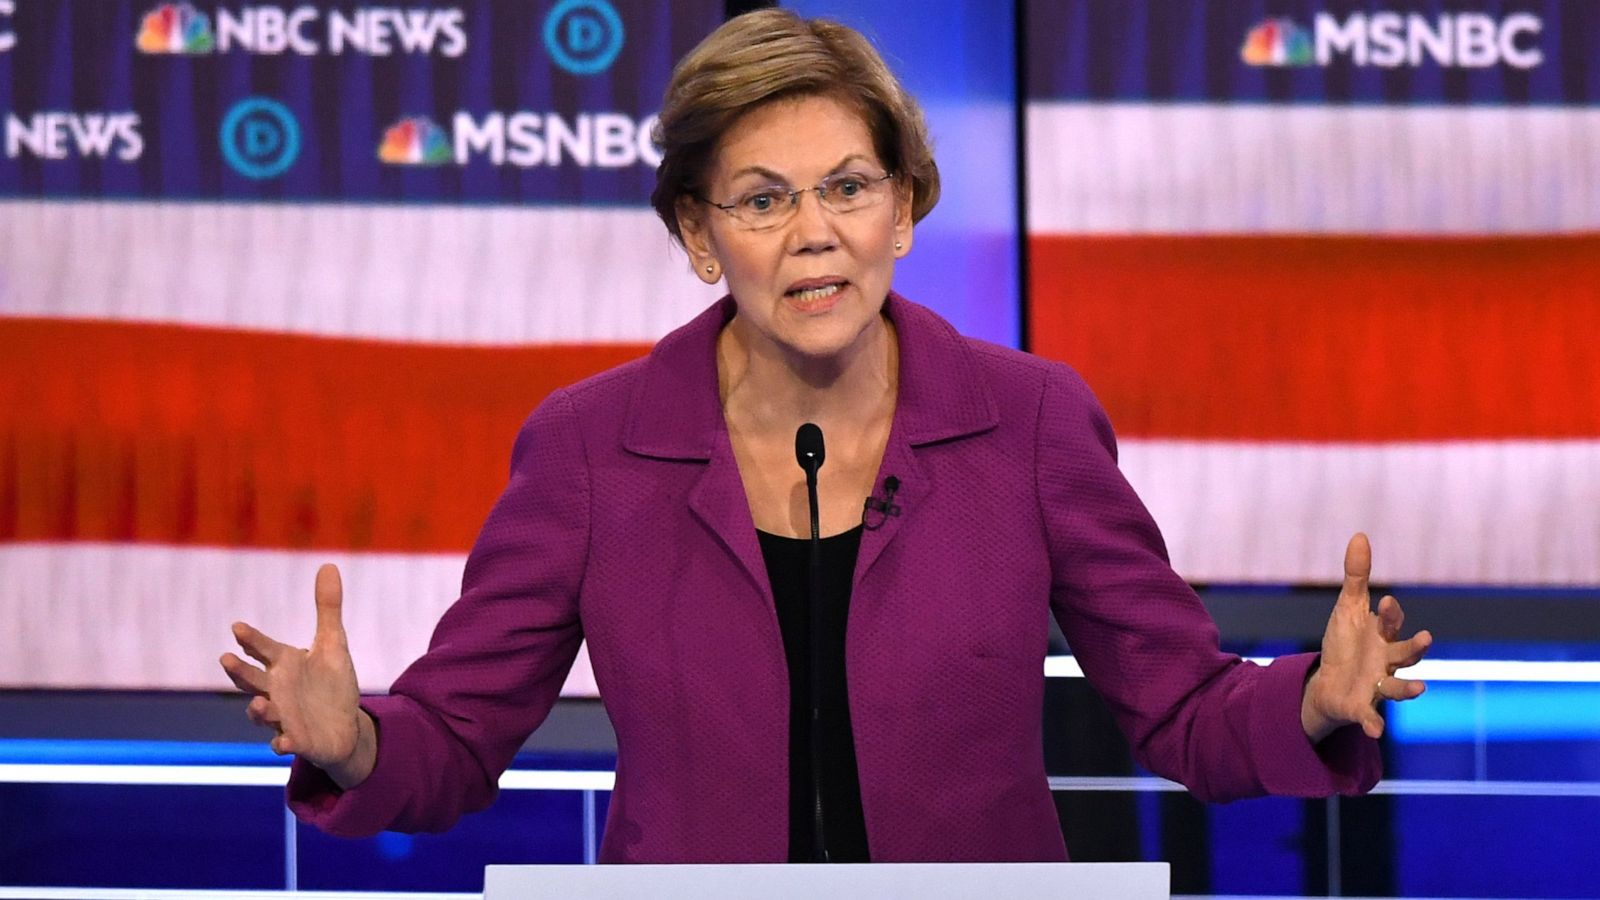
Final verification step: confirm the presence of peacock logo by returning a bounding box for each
[1240,17,1313,67]
[136,3,215,54]
[378,116,453,165]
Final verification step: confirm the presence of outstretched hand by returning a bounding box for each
[1301,534,1433,743]
[219,563,377,788]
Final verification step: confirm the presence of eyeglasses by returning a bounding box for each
[698,171,896,232]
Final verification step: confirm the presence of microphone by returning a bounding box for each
[862,475,901,530]
[794,422,825,481]
[793,422,829,863]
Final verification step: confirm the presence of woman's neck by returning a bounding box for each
[717,312,898,437]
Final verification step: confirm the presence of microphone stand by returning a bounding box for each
[794,423,830,863]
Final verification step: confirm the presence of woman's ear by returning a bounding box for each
[676,196,722,284]
[892,184,914,258]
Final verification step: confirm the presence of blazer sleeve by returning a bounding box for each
[286,388,590,834]
[1036,366,1380,802]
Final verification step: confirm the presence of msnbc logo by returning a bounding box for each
[1240,18,1313,67]
[137,3,216,54]
[1243,12,1543,70]
[379,116,451,165]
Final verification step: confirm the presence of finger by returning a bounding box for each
[219,653,270,696]
[312,563,346,647]
[1384,676,1427,701]
[246,696,282,728]
[232,621,287,667]
[1340,533,1372,608]
[1361,708,1386,740]
[271,733,294,756]
[1377,594,1404,641]
[1388,630,1434,670]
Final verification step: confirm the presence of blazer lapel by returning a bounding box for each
[622,293,1000,601]
[853,425,928,586]
[853,293,1000,587]
[688,427,773,601]
[622,296,772,599]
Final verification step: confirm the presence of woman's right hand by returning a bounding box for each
[219,563,378,789]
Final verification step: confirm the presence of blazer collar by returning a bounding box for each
[621,292,999,460]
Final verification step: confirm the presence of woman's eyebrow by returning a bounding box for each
[725,165,789,183]
[828,153,873,172]
[726,154,876,184]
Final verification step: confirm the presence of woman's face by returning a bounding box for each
[679,93,913,361]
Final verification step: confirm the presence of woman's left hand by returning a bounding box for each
[1301,533,1433,743]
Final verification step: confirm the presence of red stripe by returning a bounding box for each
[0,319,646,551]
[1027,235,1600,441]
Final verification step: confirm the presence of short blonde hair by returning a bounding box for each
[651,9,940,244]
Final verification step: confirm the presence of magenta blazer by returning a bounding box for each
[288,293,1379,862]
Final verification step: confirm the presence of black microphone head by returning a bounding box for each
[794,422,825,472]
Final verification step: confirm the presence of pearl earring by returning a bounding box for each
[705,263,715,274]
[895,241,903,250]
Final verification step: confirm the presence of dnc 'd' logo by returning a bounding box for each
[220,97,300,179]
[137,3,216,54]
[543,0,624,76]
[379,116,452,166]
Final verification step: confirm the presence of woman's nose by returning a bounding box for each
[785,188,840,253]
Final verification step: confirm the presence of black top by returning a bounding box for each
[756,524,871,863]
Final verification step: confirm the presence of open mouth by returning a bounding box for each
[784,278,849,307]
[786,283,843,303]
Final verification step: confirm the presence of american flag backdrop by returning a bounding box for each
[0,0,723,690]
[1025,0,1600,586]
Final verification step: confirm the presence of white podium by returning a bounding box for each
[484,862,1169,899]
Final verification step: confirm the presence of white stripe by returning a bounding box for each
[1043,656,1086,678]
[0,201,722,343]
[1365,778,1600,797]
[0,763,612,791]
[0,888,1537,900]
[1046,657,1600,683]
[4,494,1595,693]
[1118,439,1600,584]
[0,764,291,786]
[499,769,616,791]
[0,543,599,696]
[1389,659,1600,683]
[1045,775,1600,798]
[1027,103,1600,234]
[7,764,1595,800]
[5,521,1586,693]
[0,883,473,890]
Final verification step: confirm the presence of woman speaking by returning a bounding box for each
[219,9,1432,864]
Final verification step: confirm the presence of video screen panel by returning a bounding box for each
[1024,0,1600,587]
[0,0,724,690]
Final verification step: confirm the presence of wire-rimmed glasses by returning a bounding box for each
[699,171,896,231]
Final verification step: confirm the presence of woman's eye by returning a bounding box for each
[836,179,865,197]
[742,191,783,213]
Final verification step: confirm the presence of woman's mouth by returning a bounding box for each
[787,283,842,304]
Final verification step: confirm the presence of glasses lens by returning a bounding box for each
[721,173,891,230]
[820,173,892,215]
[729,187,794,229]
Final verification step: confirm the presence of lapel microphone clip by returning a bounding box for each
[862,475,902,530]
